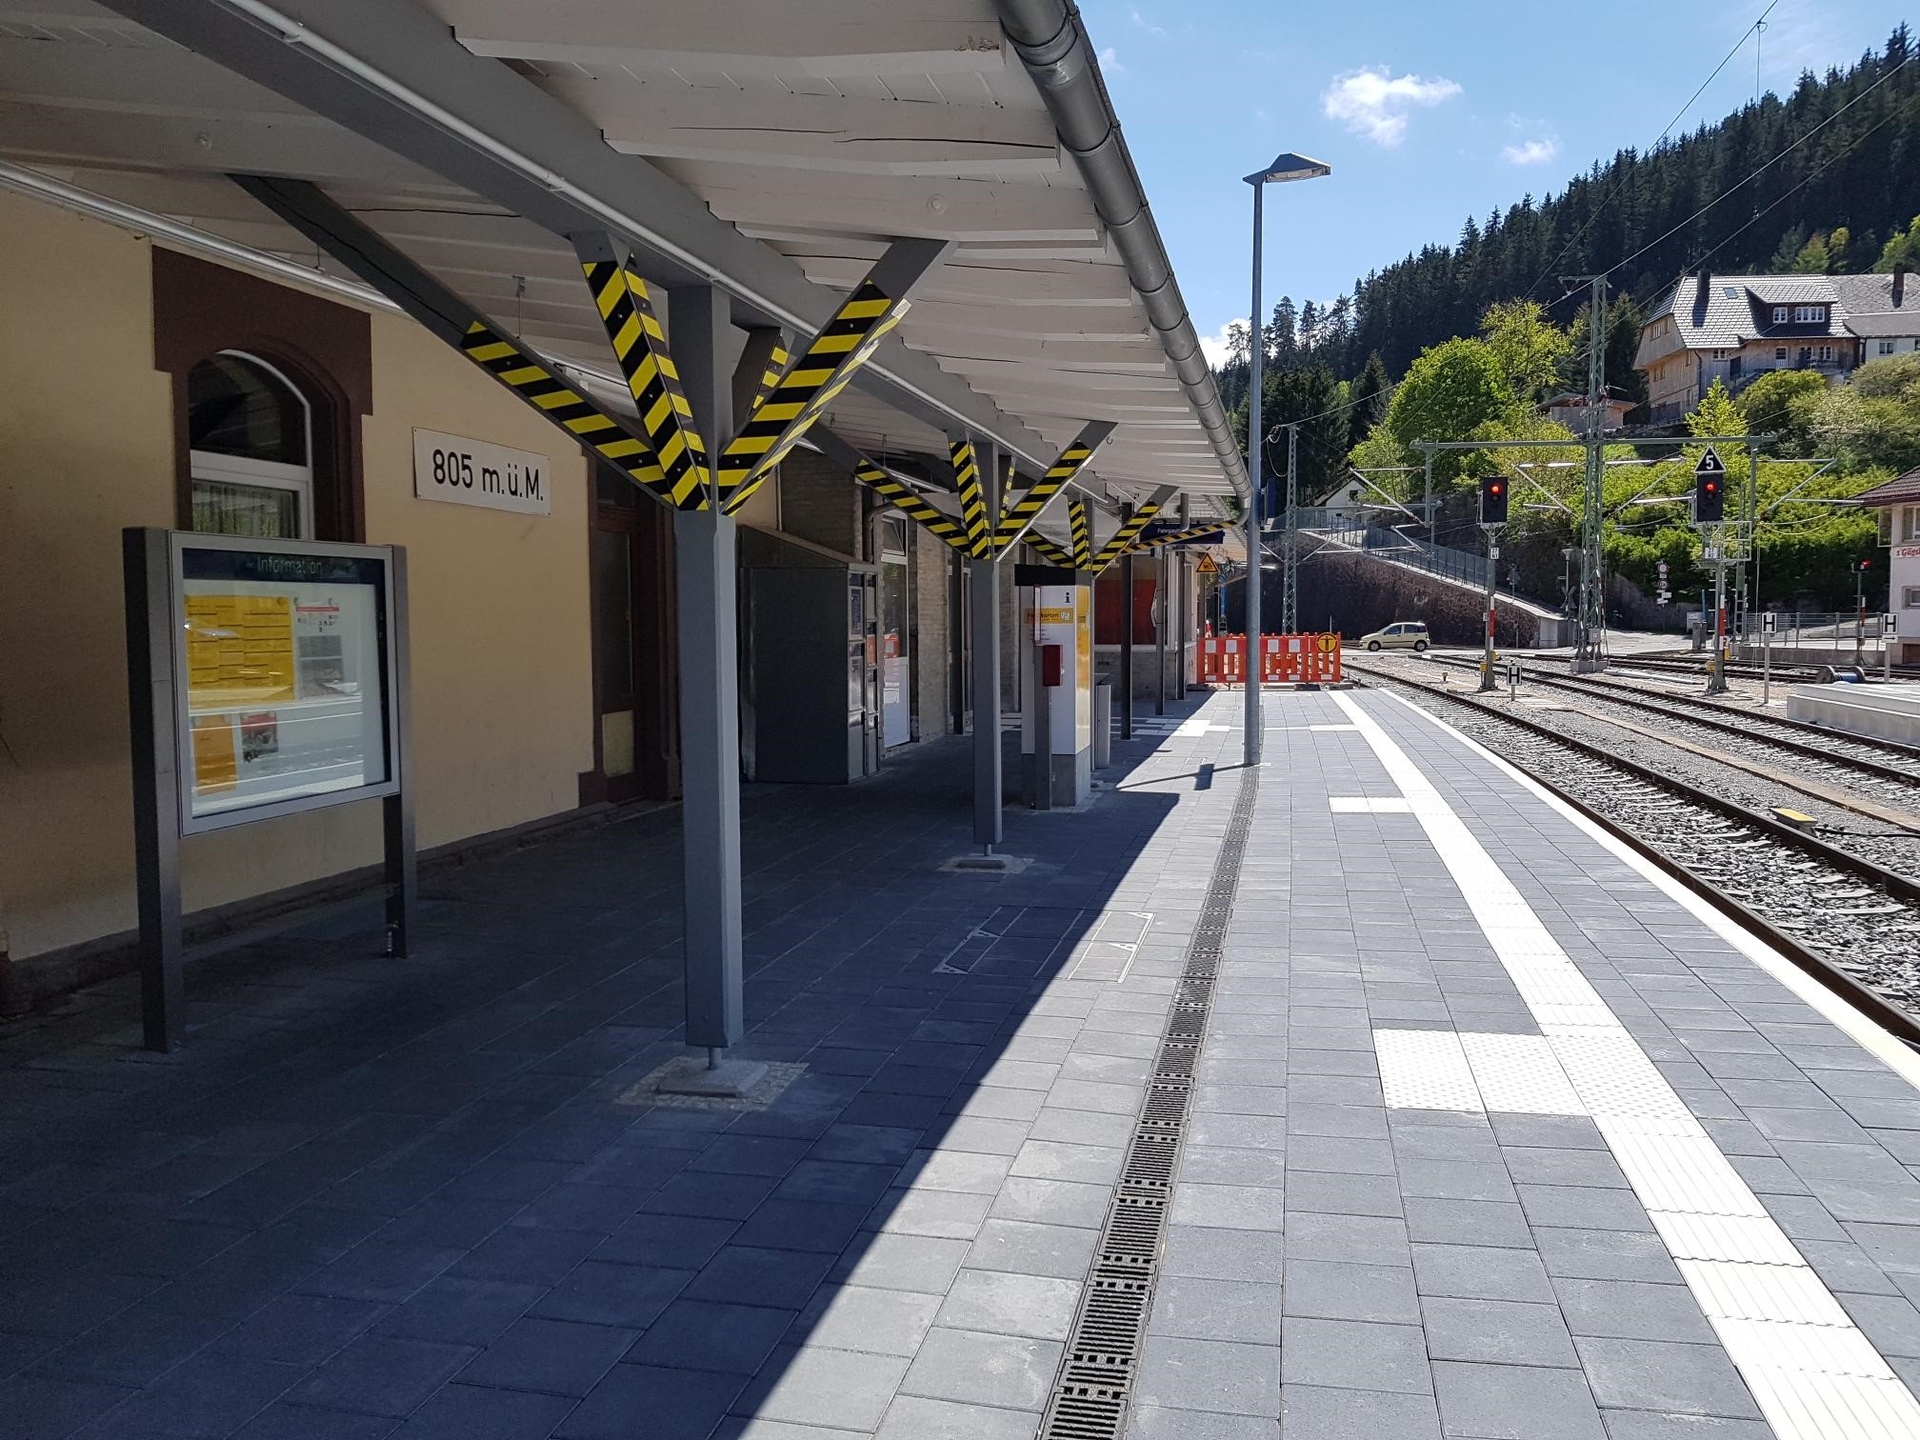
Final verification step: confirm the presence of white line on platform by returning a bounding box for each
[1375,690,1920,1094]
[1332,690,1920,1440]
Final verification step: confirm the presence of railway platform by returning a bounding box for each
[5,691,1920,1440]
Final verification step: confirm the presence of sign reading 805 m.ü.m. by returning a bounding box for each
[412,428,550,516]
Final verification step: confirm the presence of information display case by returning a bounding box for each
[172,536,400,832]
[124,530,413,1050]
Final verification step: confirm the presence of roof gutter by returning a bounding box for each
[993,0,1250,506]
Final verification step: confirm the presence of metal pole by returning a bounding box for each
[1422,452,1434,553]
[124,528,184,1052]
[1244,181,1265,767]
[1856,564,1867,667]
[669,285,745,1054]
[1575,275,1607,673]
[1120,504,1136,740]
[1154,547,1168,716]
[1282,422,1299,635]
[1763,618,1772,707]
[971,445,1004,851]
[1480,524,1499,691]
[382,546,416,958]
[1176,551,1188,703]
[1708,533,1728,695]
[1031,586,1052,811]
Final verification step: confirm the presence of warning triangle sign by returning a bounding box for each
[1694,447,1727,479]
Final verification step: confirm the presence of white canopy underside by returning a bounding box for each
[0,0,1239,539]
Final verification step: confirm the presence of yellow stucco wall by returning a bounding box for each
[0,192,593,963]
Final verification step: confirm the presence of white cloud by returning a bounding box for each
[1128,7,1165,37]
[1199,318,1248,368]
[1321,66,1462,146]
[1098,45,1125,75]
[1502,138,1559,166]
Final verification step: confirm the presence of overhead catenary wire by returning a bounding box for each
[1601,51,1915,282]
[1523,0,1785,301]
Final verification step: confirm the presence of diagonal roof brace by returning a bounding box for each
[811,425,974,555]
[234,172,686,509]
[991,421,1115,556]
[94,0,1120,491]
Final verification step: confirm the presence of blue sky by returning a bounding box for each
[1078,0,1908,363]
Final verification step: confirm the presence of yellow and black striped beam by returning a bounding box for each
[811,425,972,554]
[1024,533,1079,570]
[1068,498,1094,571]
[1091,487,1180,572]
[989,420,1116,556]
[460,322,675,505]
[950,439,992,558]
[752,341,790,415]
[718,237,951,515]
[576,237,710,509]
[853,463,974,553]
[715,285,903,513]
[1124,523,1227,554]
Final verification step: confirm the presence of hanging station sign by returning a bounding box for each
[412,428,551,516]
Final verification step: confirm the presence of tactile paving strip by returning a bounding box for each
[1337,692,1920,1440]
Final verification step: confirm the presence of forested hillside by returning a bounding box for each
[1216,24,1920,396]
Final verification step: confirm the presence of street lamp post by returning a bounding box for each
[1243,151,1330,769]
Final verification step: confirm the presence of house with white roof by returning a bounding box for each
[1635,267,1920,423]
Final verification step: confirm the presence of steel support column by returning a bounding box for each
[669,285,744,1051]
[970,441,1005,851]
[1176,551,1189,702]
[1154,547,1168,716]
[1119,505,1135,742]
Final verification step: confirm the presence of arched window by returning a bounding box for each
[187,352,314,537]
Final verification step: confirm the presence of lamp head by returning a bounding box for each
[1245,152,1332,185]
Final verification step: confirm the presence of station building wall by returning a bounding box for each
[0,191,594,989]
[0,190,977,1001]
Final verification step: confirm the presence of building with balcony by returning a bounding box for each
[1634,267,1920,422]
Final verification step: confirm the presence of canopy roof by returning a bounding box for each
[0,0,1245,534]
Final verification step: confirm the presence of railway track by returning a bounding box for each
[1422,656,1920,810]
[1345,658,1920,1035]
[1599,652,1920,684]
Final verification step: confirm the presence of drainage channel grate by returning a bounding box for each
[1037,767,1260,1440]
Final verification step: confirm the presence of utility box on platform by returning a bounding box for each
[1020,582,1092,807]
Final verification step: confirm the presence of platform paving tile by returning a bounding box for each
[17,691,1920,1436]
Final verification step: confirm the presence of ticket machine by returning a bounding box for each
[1020,580,1093,807]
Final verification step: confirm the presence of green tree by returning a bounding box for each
[1801,387,1920,473]
[1480,300,1572,404]
[1378,337,1515,484]
[1770,224,1809,273]
[1850,351,1920,400]
[1736,369,1828,451]
[1826,226,1852,273]
[1347,351,1391,452]
[1874,215,1920,271]
[1793,232,1832,273]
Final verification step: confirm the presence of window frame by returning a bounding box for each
[1904,586,1920,610]
[188,351,317,539]
[153,249,371,544]
[1772,306,1790,324]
